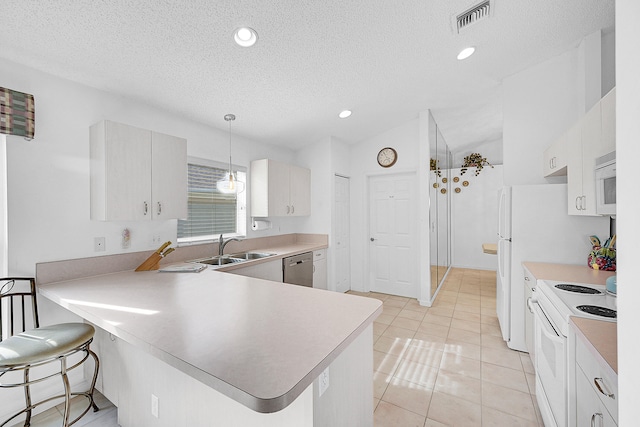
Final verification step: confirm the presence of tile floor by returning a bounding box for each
[8,391,117,427]
[18,267,541,427]
[349,267,544,427]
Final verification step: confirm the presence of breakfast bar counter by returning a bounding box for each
[38,269,381,426]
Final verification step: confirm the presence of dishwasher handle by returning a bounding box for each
[289,259,310,267]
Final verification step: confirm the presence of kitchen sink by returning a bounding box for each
[189,256,245,266]
[229,252,276,260]
[188,252,275,266]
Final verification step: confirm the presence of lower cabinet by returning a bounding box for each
[91,325,122,407]
[569,325,618,427]
[228,259,283,282]
[313,250,327,290]
[575,366,617,427]
[523,266,536,364]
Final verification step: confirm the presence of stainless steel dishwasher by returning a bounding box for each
[282,252,313,287]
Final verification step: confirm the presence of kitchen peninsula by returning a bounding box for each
[37,260,381,426]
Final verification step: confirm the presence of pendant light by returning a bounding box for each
[216,114,245,194]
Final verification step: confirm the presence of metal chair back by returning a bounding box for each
[0,277,39,341]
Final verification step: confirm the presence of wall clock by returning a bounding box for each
[377,147,398,168]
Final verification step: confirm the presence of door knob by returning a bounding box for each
[370,238,376,242]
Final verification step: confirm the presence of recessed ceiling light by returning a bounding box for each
[338,110,352,119]
[234,27,258,47]
[457,46,475,60]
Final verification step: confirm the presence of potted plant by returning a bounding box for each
[460,153,493,176]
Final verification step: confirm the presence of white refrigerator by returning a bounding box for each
[496,184,609,352]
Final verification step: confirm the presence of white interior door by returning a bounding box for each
[369,173,417,298]
[334,175,350,293]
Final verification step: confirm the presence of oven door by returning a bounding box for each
[534,303,566,427]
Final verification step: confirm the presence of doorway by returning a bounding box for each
[334,175,350,293]
[368,173,417,298]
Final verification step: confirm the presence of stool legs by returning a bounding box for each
[23,368,32,427]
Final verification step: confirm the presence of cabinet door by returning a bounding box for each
[543,132,568,177]
[93,327,121,406]
[269,160,291,216]
[581,102,601,215]
[228,259,283,282]
[523,269,535,363]
[289,165,310,216]
[599,88,616,157]
[313,257,327,290]
[567,122,583,215]
[151,131,187,219]
[95,121,152,221]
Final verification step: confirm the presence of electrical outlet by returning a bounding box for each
[318,367,330,396]
[151,394,159,418]
[94,237,105,252]
[151,234,161,245]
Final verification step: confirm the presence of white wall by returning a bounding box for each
[616,0,640,424]
[348,118,421,293]
[451,165,503,270]
[503,47,583,186]
[0,58,297,277]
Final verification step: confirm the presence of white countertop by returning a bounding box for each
[38,269,382,413]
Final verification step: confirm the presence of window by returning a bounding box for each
[177,158,246,244]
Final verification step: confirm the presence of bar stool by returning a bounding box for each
[0,277,100,426]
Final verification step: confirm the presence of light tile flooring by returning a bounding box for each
[349,267,543,427]
[9,391,117,427]
[20,267,541,427]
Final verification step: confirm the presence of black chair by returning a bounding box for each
[0,277,100,426]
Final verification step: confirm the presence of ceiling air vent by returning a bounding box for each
[456,0,491,33]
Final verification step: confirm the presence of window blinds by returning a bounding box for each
[177,163,238,240]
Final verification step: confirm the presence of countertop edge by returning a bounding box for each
[38,270,381,414]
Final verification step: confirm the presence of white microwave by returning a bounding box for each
[595,151,616,215]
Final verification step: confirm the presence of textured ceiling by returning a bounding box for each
[0,1,614,160]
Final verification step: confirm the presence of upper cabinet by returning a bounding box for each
[90,120,187,221]
[250,159,310,217]
[545,88,616,216]
[543,132,568,177]
[598,87,616,158]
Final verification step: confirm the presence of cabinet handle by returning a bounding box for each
[144,201,149,216]
[291,205,295,214]
[590,412,603,427]
[313,265,316,273]
[286,205,290,214]
[526,297,534,313]
[582,196,586,210]
[593,377,615,399]
[157,202,162,216]
[575,197,580,211]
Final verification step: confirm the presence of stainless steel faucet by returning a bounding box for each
[219,234,241,256]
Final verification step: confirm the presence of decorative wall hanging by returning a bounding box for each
[459,153,493,176]
[430,158,441,177]
[0,87,35,139]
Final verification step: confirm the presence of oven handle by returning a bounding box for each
[534,304,562,339]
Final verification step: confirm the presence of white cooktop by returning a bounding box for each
[537,279,617,326]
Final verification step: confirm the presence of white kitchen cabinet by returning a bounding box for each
[543,132,568,177]
[91,325,121,407]
[90,120,187,221]
[598,87,616,158]
[567,103,600,216]
[250,159,310,217]
[313,249,327,290]
[227,259,283,282]
[575,367,617,427]
[523,266,536,365]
